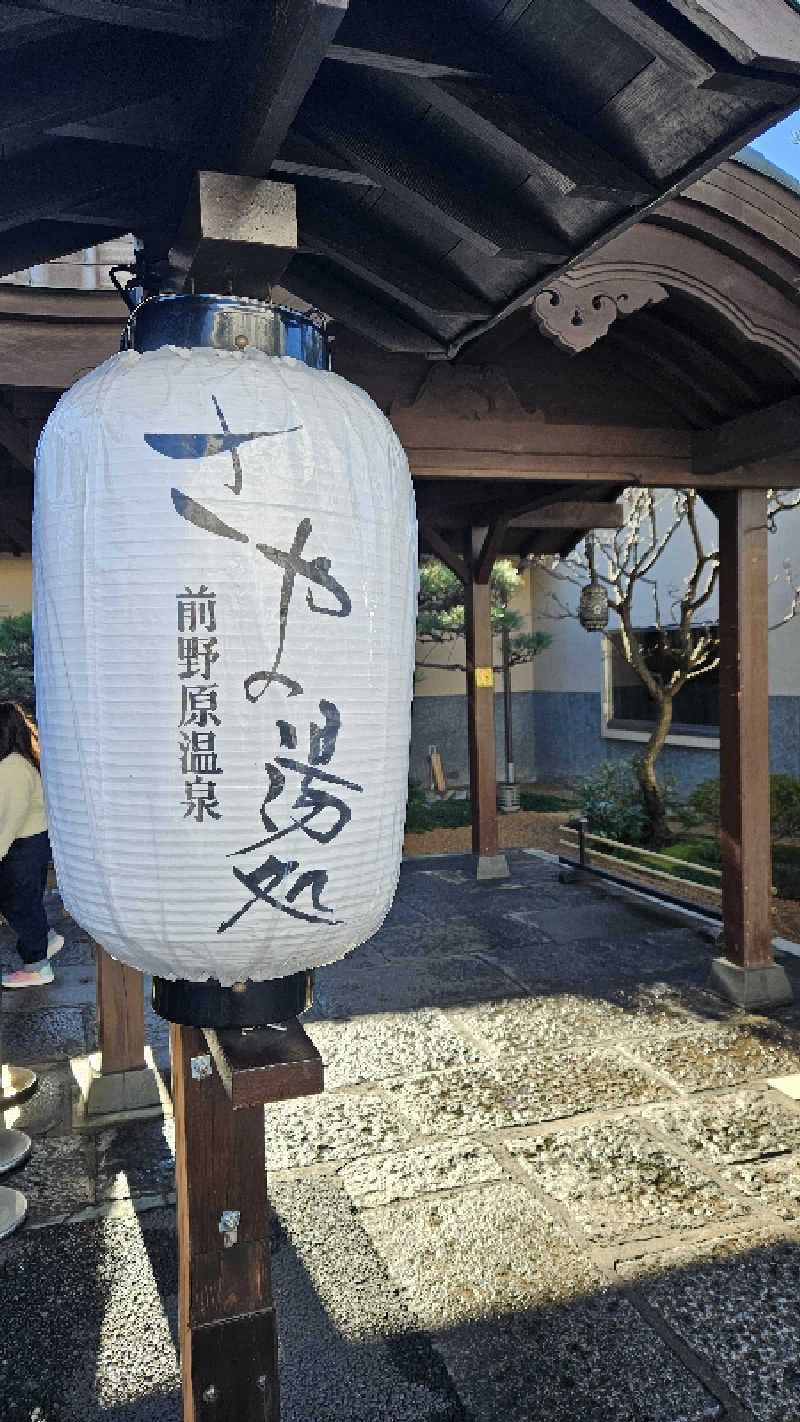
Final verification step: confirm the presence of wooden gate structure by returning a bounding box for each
[1,2,800,1414]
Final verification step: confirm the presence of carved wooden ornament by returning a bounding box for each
[531,276,668,353]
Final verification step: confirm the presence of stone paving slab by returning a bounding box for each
[341,1138,504,1208]
[624,1020,800,1092]
[3,853,800,1422]
[265,1086,412,1170]
[272,1176,464,1422]
[385,1045,670,1137]
[358,1180,601,1328]
[2,1006,88,1064]
[13,1133,95,1224]
[0,1208,180,1421]
[305,1007,484,1088]
[95,1117,176,1202]
[505,1118,745,1242]
[313,952,525,1018]
[645,1090,800,1221]
[432,1294,721,1422]
[447,991,658,1056]
[618,1228,800,1422]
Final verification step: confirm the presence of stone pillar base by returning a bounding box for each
[71,1048,166,1128]
[476,853,510,881]
[708,956,794,1009]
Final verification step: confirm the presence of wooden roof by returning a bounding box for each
[2,0,800,357]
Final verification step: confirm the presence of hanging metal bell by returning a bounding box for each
[579,578,609,631]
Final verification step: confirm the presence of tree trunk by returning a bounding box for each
[636,693,673,846]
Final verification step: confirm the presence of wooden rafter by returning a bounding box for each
[693,393,800,476]
[210,0,348,178]
[414,78,655,203]
[4,0,242,38]
[299,195,492,319]
[301,86,569,261]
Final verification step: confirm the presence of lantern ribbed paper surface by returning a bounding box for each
[33,347,417,984]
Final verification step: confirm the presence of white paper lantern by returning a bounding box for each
[33,304,417,991]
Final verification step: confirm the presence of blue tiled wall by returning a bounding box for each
[409,690,800,793]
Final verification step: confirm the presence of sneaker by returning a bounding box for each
[2,962,54,989]
[46,930,64,959]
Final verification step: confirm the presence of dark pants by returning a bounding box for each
[0,831,51,965]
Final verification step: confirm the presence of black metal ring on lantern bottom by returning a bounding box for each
[151,970,313,1027]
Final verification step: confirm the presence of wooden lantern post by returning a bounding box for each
[421,521,509,879]
[171,1019,322,1420]
[709,489,793,1007]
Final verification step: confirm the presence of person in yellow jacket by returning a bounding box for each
[0,703,63,989]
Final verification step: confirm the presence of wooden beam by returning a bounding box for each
[0,141,174,236]
[664,0,800,73]
[212,0,348,178]
[475,518,509,583]
[50,88,202,153]
[326,0,494,80]
[582,0,715,83]
[0,218,128,279]
[299,195,492,319]
[0,402,34,469]
[6,0,243,39]
[510,501,623,529]
[418,524,471,583]
[0,7,79,51]
[302,91,569,261]
[417,78,654,202]
[272,133,378,186]
[0,28,196,147]
[693,395,800,477]
[284,255,447,355]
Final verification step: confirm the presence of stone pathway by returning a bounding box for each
[2,851,800,1420]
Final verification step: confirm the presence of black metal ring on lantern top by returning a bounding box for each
[121,293,329,368]
[151,970,314,1028]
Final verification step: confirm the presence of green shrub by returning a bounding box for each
[770,774,800,838]
[404,796,472,834]
[519,791,574,812]
[0,612,34,713]
[580,759,648,845]
[681,778,721,830]
[682,774,800,839]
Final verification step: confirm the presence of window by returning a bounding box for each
[606,625,719,737]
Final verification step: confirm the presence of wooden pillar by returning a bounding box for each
[96,945,146,1074]
[171,1020,322,1421]
[709,489,792,1007]
[464,529,507,878]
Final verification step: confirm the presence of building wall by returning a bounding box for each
[410,493,800,793]
[0,555,33,617]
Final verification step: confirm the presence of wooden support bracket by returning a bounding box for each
[202,1022,323,1110]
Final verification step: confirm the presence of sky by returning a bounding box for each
[750,112,800,178]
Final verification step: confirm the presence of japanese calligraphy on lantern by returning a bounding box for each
[154,394,360,930]
[177,585,222,822]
